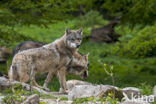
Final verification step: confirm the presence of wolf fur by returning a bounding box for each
[12,41,46,57]
[9,28,84,93]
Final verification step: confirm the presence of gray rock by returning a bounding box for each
[153,85,156,96]
[50,92,68,98]
[120,101,150,104]
[0,96,5,103]
[66,80,92,91]
[40,98,72,104]
[68,85,123,100]
[0,77,10,90]
[121,87,141,99]
[0,77,50,95]
[22,94,39,104]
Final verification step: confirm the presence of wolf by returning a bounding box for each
[67,51,89,79]
[12,41,89,79]
[12,41,46,57]
[60,51,89,92]
[12,41,89,91]
[9,28,84,93]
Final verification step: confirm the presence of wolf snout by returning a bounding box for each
[81,71,88,80]
[76,45,80,48]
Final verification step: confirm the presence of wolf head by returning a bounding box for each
[65,28,82,48]
[67,52,89,79]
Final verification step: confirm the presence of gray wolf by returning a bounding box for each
[12,41,46,57]
[9,28,84,93]
[60,51,89,93]
[12,41,89,79]
[67,51,89,79]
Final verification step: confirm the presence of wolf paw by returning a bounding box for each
[43,87,50,92]
[59,88,68,94]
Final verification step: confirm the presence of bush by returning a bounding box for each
[74,10,107,28]
[0,29,35,48]
[114,25,156,58]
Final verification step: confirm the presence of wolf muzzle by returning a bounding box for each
[76,45,80,48]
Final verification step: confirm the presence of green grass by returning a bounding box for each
[0,17,156,96]
[15,20,91,43]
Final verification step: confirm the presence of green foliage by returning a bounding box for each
[72,93,118,104]
[73,97,99,104]
[0,29,35,47]
[103,63,115,86]
[139,83,153,95]
[2,89,25,104]
[0,0,76,26]
[115,24,142,42]
[102,0,156,25]
[1,83,54,104]
[73,97,90,104]
[0,0,96,47]
[60,97,68,101]
[114,25,156,58]
[40,102,48,104]
[105,93,118,104]
[40,94,55,99]
[2,94,24,104]
[74,10,108,28]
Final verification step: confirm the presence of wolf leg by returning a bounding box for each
[32,78,43,89]
[30,70,43,89]
[20,72,29,83]
[43,71,55,91]
[58,67,67,94]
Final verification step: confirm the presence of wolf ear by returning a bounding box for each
[86,53,89,57]
[66,28,71,35]
[85,53,89,60]
[77,28,82,35]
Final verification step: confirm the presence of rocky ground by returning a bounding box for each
[0,77,155,104]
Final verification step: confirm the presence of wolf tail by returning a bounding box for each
[8,65,19,82]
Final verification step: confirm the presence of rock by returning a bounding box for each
[66,80,92,91]
[120,101,150,104]
[68,85,123,100]
[22,94,39,104]
[50,92,68,98]
[40,98,73,104]
[153,85,156,96]
[0,77,11,90]
[0,96,5,103]
[121,87,141,99]
[0,77,49,95]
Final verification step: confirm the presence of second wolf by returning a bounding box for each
[9,28,89,93]
[12,41,46,57]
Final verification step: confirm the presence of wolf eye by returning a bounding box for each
[87,62,90,67]
[78,38,81,40]
[71,39,74,41]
